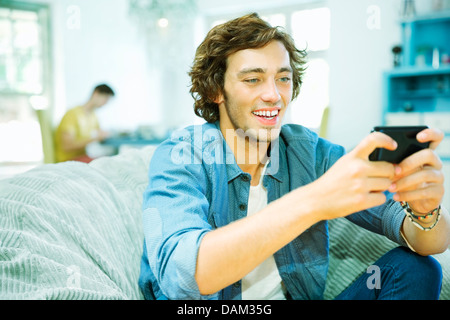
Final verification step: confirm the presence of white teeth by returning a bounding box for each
[252,110,279,117]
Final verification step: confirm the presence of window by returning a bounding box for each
[0,7,43,94]
[0,2,50,164]
[289,7,330,130]
[206,3,330,132]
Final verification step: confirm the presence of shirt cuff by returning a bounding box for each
[382,200,409,247]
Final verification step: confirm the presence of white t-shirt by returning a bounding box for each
[241,168,286,300]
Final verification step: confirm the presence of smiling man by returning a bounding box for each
[139,13,450,300]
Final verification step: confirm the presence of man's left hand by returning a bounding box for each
[389,127,445,214]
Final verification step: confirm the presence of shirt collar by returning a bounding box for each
[212,121,285,183]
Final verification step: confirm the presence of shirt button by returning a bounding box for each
[239,204,247,211]
[233,282,240,288]
[241,175,250,182]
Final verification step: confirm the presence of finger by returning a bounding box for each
[365,192,388,209]
[367,177,393,192]
[352,191,388,210]
[390,167,444,193]
[366,160,396,179]
[397,149,443,177]
[352,132,397,160]
[393,184,444,203]
[416,128,444,150]
[351,176,392,193]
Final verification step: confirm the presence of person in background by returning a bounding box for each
[55,84,114,163]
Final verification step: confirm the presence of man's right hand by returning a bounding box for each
[310,132,399,221]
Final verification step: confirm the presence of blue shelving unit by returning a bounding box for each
[383,11,450,209]
[384,66,450,113]
[401,11,450,67]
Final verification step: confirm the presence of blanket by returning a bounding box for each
[0,147,153,299]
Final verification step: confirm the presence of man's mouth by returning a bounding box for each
[251,109,280,120]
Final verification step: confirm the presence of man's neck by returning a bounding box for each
[82,101,96,113]
[221,127,270,186]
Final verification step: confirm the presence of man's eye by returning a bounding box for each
[279,77,291,83]
[245,78,259,84]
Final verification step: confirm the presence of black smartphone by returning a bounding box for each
[369,126,430,163]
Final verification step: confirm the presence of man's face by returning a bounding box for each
[92,92,111,108]
[217,40,293,142]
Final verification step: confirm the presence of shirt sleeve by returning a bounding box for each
[142,140,217,300]
[346,194,408,247]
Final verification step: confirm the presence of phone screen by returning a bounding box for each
[369,126,430,163]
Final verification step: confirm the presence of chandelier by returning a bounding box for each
[129,0,197,31]
[128,0,199,128]
[129,0,198,66]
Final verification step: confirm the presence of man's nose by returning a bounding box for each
[260,79,281,103]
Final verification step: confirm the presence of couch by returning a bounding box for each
[0,146,449,299]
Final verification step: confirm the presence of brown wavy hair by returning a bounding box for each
[189,12,307,123]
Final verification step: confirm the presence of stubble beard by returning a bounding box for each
[223,96,282,144]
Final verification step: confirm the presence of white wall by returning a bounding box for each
[56,0,161,132]
[62,0,158,132]
[24,0,162,132]
[327,0,402,150]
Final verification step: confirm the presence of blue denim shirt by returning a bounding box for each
[139,121,406,300]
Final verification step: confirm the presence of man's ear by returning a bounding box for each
[213,92,224,105]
